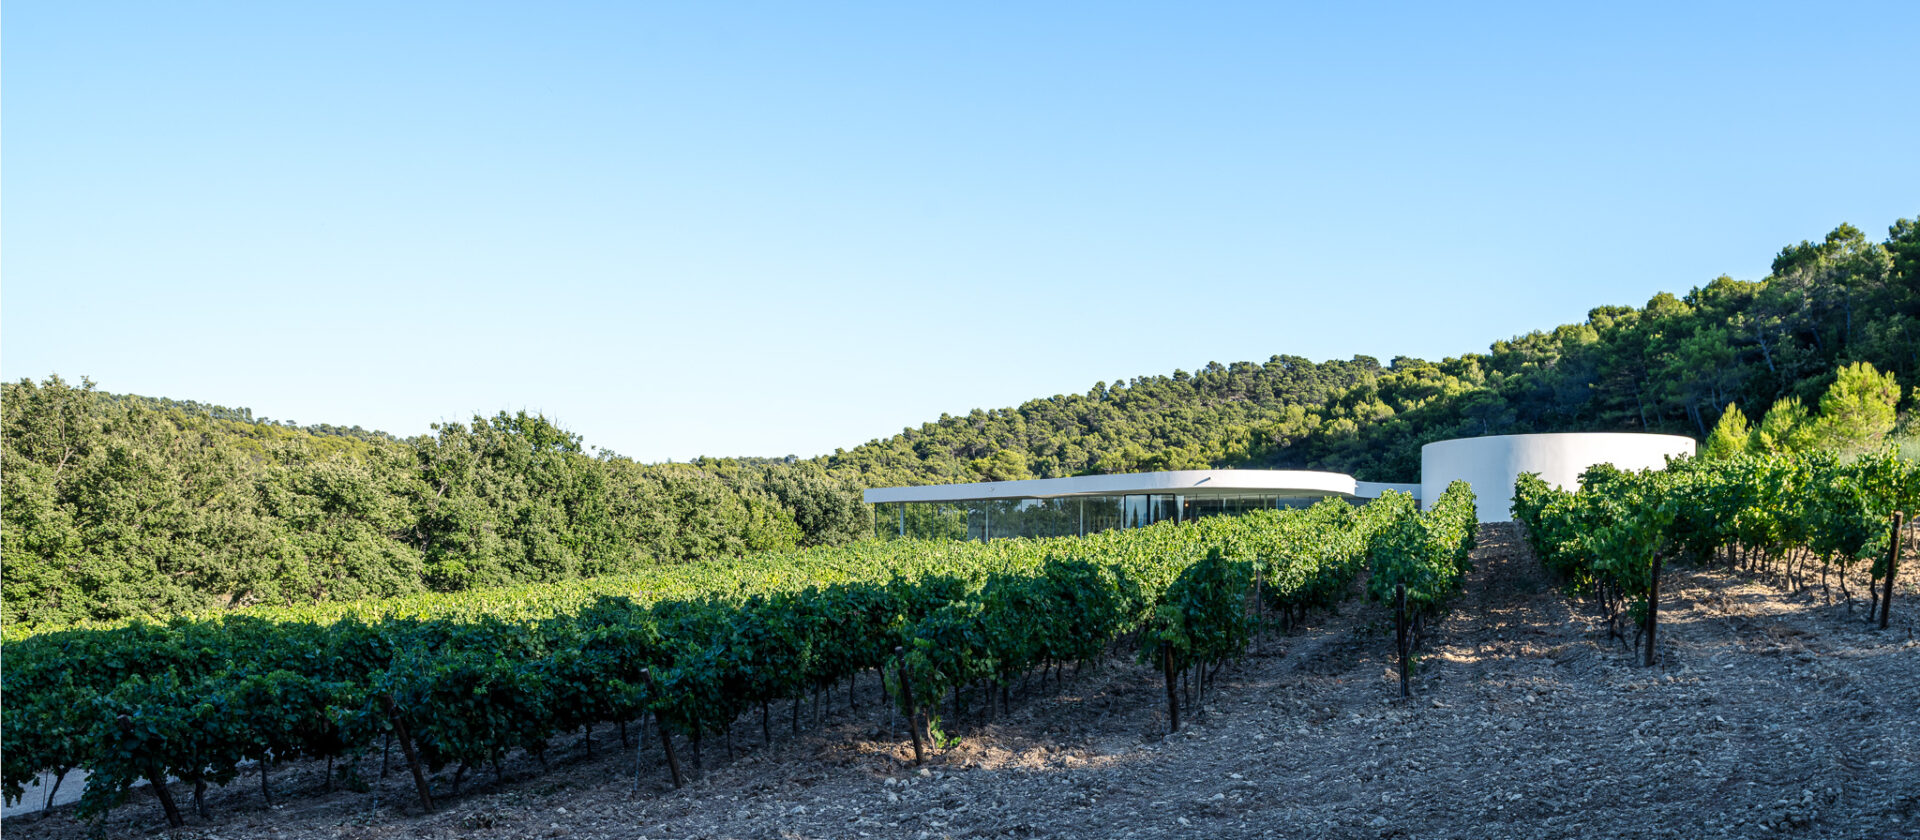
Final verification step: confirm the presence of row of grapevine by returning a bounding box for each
[884,499,1400,737]
[1365,484,1476,612]
[2,496,1410,826]
[1361,483,1477,694]
[1511,448,1918,664]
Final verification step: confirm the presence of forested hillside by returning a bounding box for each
[3,216,1913,628]
[0,383,869,627]
[820,218,1920,485]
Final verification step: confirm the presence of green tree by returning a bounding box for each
[969,449,1033,482]
[1753,397,1817,454]
[253,446,425,604]
[1814,362,1901,451]
[757,464,871,547]
[2,376,279,623]
[409,410,635,589]
[1702,404,1751,460]
[1,377,97,625]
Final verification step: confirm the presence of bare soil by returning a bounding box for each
[11,524,1920,839]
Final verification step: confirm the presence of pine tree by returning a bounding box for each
[1702,403,1750,460]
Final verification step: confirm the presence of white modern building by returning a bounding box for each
[864,432,1696,538]
[865,469,1419,540]
[1420,432,1696,523]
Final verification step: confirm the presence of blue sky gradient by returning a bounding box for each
[6,2,1918,461]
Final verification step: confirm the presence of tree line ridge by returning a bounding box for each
[4,216,1915,628]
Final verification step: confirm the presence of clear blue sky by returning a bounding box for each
[6,2,1918,462]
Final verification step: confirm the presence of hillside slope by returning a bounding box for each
[0,383,868,627]
[5,216,1913,626]
[821,217,1920,484]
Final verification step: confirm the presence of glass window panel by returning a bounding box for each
[1151,494,1180,524]
[1087,495,1123,534]
[877,488,1383,542]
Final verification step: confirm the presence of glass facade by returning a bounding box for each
[873,492,1339,542]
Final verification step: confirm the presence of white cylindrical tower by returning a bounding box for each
[1420,433,1697,523]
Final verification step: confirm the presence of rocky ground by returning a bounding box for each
[9,523,1919,839]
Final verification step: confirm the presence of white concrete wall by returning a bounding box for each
[1420,433,1697,523]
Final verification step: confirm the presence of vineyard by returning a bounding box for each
[1,487,1477,829]
[1512,448,1918,666]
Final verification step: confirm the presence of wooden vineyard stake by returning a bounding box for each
[1162,645,1181,733]
[632,714,645,793]
[1883,511,1904,630]
[1254,565,1265,654]
[641,669,684,789]
[1395,583,1410,698]
[380,694,434,813]
[896,647,923,764]
[1644,552,1663,668]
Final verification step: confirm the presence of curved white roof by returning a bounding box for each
[863,469,1418,504]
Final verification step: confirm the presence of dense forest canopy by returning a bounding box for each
[0,384,869,627]
[2,216,1914,628]
[819,218,1919,485]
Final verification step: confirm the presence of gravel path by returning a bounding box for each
[11,524,1919,839]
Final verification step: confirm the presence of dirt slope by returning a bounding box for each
[11,524,1919,839]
